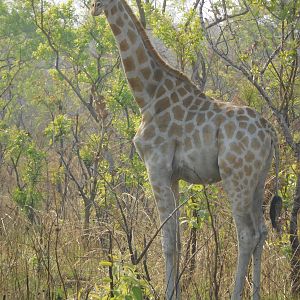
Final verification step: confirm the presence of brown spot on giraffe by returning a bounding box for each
[128,29,137,43]
[260,117,267,127]
[146,83,157,97]
[143,125,155,139]
[226,109,235,118]
[251,138,260,150]
[196,113,205,124]
[120,39,129,51]
[111,24,121,35]
[248,124,257,134]
[154,69,163,82]
[165,79,174,90]
[189,104,199,111]
[173,105,185,120]
[246,107,257,118]
[224,122,236,138]
[155,97,170,114]
[128,77,143,92]
[211,103,222,113]
[135,97,146,107]
[154,136,165,145]
[237,108,245,115]
[194,98,202,106]
[141,67,151,80]
[239,122,248,129]
[207,111,214,120]
[157,112,171,131]
[254,160,261,169]
[123,57,135,72]
[178,87,187,97]
[186,111,196,122]
[236,131,244,140]
[171,92,179,103]
[201,101,210,111]
[219,160,232,176]
[116,17,124,27]
[241,136,249,147]
[168,123,182,137]
[183,96,194,107]
[185,123,194,133]
[156,86,166,98]
[245,151,255,162]
[226,152,237,165]
[136,46,148,64]
[184,84,192,92]
[213,114,226,125]
[233,158,243,169]
[237,115,249,122]
[230,142,243,155]
[244,165,253,176]
[111,5,117,15]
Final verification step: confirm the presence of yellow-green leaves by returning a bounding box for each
[44,114,72,145]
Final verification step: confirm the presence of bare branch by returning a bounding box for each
[205,7,249,30]
[30,0,100,123]
[191,51,207,91]
[134,198,189,265]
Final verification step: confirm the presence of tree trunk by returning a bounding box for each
[290,168,300,294]
[83,199,92,247]
[162,0,167,13]
[135,0,146,28]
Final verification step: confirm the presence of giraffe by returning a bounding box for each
[90,1,282,299]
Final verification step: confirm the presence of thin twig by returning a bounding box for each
[134,198,189,265]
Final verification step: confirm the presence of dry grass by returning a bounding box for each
[0,186,293,299]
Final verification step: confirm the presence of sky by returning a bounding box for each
[52,0,211,24]
[53,0,200,12]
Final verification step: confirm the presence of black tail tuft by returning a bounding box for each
[270,195,282,232]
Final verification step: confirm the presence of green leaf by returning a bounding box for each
[99,260,113,267]
[132,286,143,300]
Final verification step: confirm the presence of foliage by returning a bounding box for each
[95,256,151,300]
[44,114,73,144]
[0,0,298,299]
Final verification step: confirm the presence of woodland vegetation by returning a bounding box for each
[0,0,299,299]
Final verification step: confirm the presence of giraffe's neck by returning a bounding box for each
[104,0,199,111]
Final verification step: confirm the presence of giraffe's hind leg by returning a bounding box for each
[220,164,263,299]
[252,147,273,300]
[252,189,268,300]
[231,203,261,300]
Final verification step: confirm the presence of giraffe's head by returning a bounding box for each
[90,0,111,16]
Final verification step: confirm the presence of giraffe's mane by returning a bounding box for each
[121,0,199,90]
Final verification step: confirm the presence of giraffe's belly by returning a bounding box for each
[174,147,221,185]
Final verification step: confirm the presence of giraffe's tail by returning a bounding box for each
[269,131,282,232]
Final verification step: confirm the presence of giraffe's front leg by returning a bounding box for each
[149,173,181,300]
